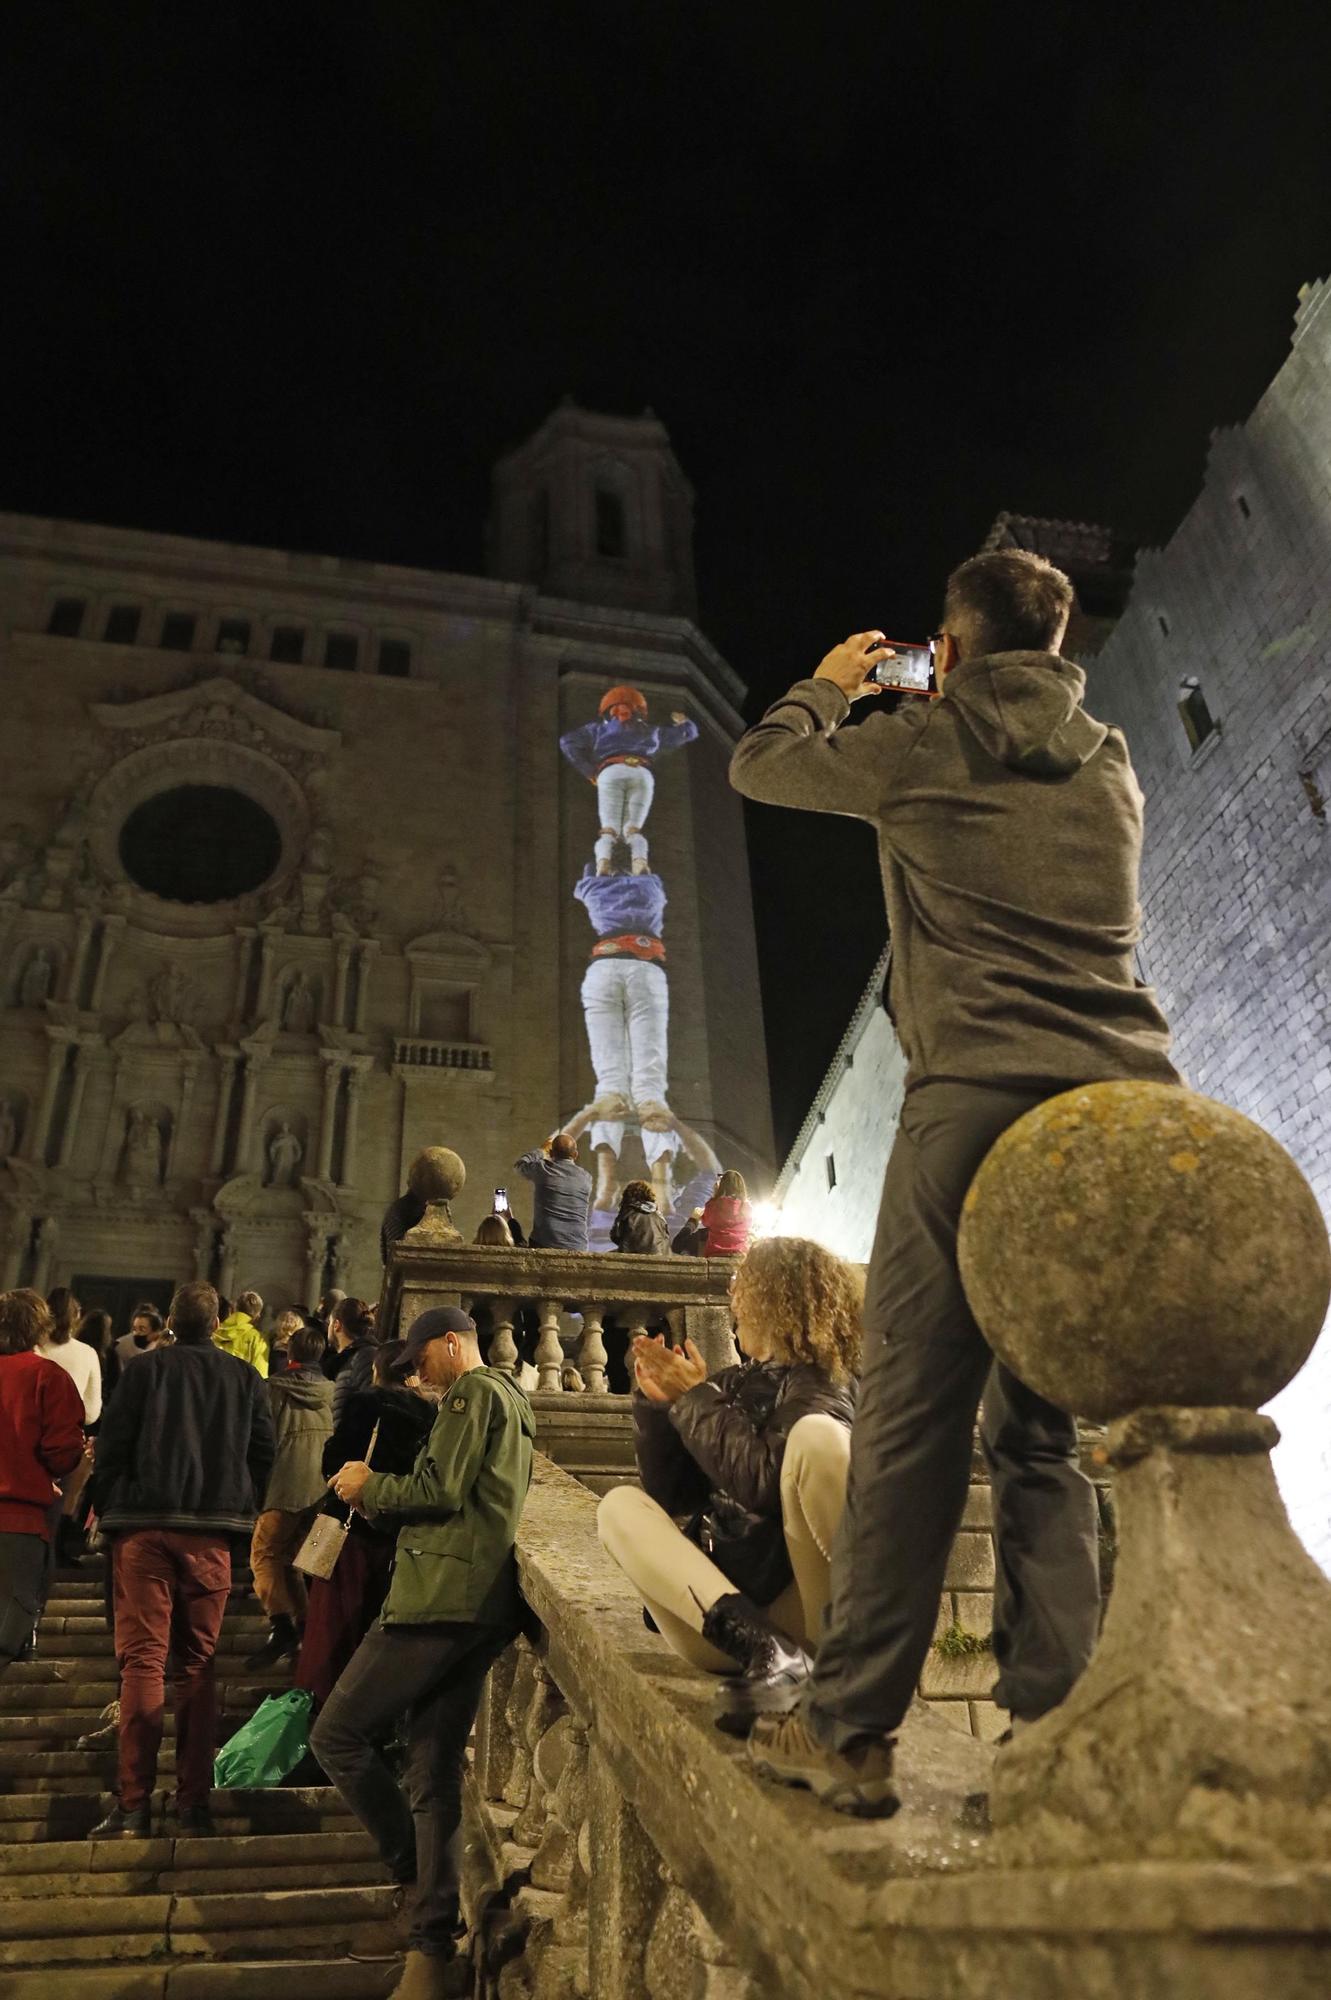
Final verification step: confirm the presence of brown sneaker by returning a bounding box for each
[747,1710,899,1818]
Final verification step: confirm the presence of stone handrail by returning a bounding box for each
[384,1218,741,1391]
[461,1455,1331,1998]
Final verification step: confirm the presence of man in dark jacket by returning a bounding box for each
[730,549,1178,1815]
[515,1134,593,1250]
[87,1280,274,1837]
[0,1289,85,1675]
[313,1307,535,2000]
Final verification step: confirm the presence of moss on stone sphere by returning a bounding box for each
[957,1082,1330,1420]
[406,1146,466,1203]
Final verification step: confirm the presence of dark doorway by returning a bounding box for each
[73,1274,176,1336]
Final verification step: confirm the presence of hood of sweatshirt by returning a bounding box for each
[271,1365,332,1411]
[486,1366,537,1441]
[944,651,1107,777]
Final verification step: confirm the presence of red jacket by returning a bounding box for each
[0,1351,86,1538]
[700,1195,752,1258]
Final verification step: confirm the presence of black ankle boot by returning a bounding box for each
[244,1616,299,1672]
[700,1592,813,1736]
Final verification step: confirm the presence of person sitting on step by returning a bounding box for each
[596,1236,859,1732]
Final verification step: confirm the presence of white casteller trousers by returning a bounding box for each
[595,765,655,866]
[581,957,674,1165]
[597,1414,852,1670]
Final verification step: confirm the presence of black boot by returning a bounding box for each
[700,1592,813,1737]
[90,1803,151,1838]
[244,1615,299,1672]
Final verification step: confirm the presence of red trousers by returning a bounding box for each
[112,1528,231,1810]
[294,1533,392,1708]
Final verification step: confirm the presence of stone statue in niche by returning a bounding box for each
[305,824,333,874]
[0,1098,17,1163]
[148,964,196,1025]
[0,824,36,900]
[266,1121,304,1188]
[121,1109,164,1189]
[438,863,473,935]
[282,973,317,1034]
[20,949,55,1009]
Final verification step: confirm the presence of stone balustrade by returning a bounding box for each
[392,1035,494,1072]
[384,1213,741,1392]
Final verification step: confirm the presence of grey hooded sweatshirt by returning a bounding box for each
[730,654,1177,1091]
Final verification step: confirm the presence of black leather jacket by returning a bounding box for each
[633,1359,856,1604]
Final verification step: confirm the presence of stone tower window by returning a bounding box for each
[104,604,141,644]
[378,638,411,677]
[270,625,306,664]
[119,784,282,903]
[216,616,251,654]
[1157,614,1171,638]
[595,488,627,559]
[1178,677,1217,754]
[825,1152,838,1192]
[325,632,359,671]
[1236,493,1252,520]
[160,612,197,650]
[47,596,86,637]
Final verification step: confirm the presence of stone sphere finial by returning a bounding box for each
[407,1146,466,1204]
[958,1082,1330,1420]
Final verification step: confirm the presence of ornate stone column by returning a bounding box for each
[304,1221,328,1313]
[234,1051,268,1175]
[191,1208,217,1282]
[217,1224,238,1299]
[256,931,278,1019]
[168,1059,199,1182]
[31,1215,59,1294]
[27,1033,69,1166]
[354,939,379,1032]
[332,940,352,1029]
[231,929,257,1020]
[66,914,94,1006]
[89,914,125,1012]
[55,1042,93,1170]
[316,1056,343,1181]
[340,1059,371,1188]
[1,1212,31,1290]
[210,1050,239,1176]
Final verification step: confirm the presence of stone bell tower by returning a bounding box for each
[486,400,697,618]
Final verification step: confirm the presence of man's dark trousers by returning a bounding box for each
[805,1080,1101,1750]
[312,1621,510,1958]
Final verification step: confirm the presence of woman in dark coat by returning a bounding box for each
[294,1339,435,1707]
[324,1297,380,1425]
[597,1236,860,1725]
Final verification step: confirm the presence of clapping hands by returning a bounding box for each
[632,1333,707,1404]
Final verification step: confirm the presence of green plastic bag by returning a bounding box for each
[213,1688,313,1789]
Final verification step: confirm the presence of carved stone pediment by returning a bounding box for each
[215,1172,343,1218]
[89,677,340,770]
[405,931,492,979]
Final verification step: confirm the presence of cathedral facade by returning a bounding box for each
[0,404,773,1322]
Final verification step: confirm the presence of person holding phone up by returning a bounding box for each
[729,548,1178,1817]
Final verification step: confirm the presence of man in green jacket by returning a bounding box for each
[312,1307,534,2000]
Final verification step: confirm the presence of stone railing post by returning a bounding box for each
[578,1302,608,1394]
[535,1298,565,1394]
[959,1080,1331,1864]
[487,1296,519,1377]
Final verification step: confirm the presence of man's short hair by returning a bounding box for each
[550,1133,578,1162]
[237,1290,263,1320]
[288,1323,326,1366]
[943,550,1075,659]
[170,1281,220,1345]
[0,1290,46,1355]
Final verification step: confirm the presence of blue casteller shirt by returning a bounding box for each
[574,866,667,940]
[559,714,698,781]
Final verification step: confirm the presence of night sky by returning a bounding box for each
[4,6,1331,1156]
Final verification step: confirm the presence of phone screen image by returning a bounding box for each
[493,1188,510,1213]
[870,640,935,692]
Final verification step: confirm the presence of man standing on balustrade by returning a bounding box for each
[730,549,1177,1817]
[314,1307,534,2000]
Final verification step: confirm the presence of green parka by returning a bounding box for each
[359,1366,534,1628]
[264,1364,335,1512]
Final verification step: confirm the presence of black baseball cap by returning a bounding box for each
[402,1306,477,1367]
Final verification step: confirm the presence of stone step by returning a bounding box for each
[37,1614,268,1637]
[0,1787,355,1841]
[27,1628,277,1659]
[0,1829,382,1898]
[0,1672,290,1713]
[0,1957,399,1999]
[0,1882,399,1969]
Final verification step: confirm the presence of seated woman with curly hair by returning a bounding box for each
[597,1236,860,1731]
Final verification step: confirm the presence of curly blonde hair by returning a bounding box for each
[730,1237,862,1383]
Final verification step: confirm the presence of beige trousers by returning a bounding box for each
[250,1506,319,1622]
[597,1413,850,1673]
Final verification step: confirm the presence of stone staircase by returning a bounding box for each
[0,1565,402,1998]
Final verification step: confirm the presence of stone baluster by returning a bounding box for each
[513,1665,570,1849]
[88,913,124,1012]
[488,1296,519,1376]
[535,1298,565,1394]
[474,1643,522,1802]
[55,1043,92,1169]
[316,1056,342,1181]
[578,1303,608,1394]
[210,1050,239,1176]
[587,1742,667,2000]
[332,940,352,1028]
[645,1866,760,2000]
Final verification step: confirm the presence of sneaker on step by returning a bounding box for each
[90,1803,151,1838]
[76,1698,121,1751]
[747,1711,899,1819]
